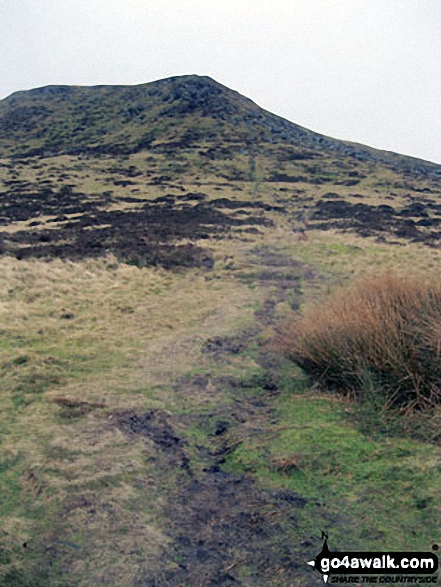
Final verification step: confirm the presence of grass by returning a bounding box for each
[1,217,441,584]
[0,257,438,584]
[279,271,441,411]
[224,371,441,552]
[0,253,259,585]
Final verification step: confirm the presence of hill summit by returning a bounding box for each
[1,74,441,269]
[1,75,440,177]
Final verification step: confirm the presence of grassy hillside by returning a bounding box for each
[0,76,440,586]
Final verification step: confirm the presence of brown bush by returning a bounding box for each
[280,272,441,410]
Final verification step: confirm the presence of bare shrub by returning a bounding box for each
[279,272,441,410]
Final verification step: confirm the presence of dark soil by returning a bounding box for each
[117,410,192,474]
[116,402,319,586]
[147,469,310,587]
[0,189,274,269]
[309,198,441,244]
[0,183,109,223]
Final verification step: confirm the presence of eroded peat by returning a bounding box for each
[0,190,274,269]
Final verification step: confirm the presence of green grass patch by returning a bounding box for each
[224,372,441,552]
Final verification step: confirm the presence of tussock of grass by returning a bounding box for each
[280,272,441,410]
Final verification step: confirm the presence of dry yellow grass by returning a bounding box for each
[0,251,264,584]
[280,271,441,410]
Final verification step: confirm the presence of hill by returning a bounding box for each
[1,76,441,587]
[2,75,441,173]
[1,75,441,267]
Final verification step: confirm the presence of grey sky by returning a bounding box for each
[1,0,440,163]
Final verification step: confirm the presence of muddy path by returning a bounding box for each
[113,250,324,586]
[0,187,330,585]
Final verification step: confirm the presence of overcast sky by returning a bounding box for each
[1,0,440,163]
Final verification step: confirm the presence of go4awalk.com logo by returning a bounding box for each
[307,533,439,584]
